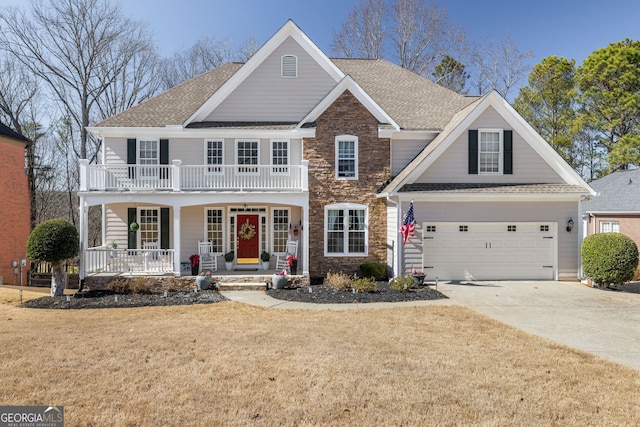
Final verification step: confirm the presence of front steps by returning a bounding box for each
[217,282,267,291]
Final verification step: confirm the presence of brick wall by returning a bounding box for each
[590,215,640,250]
[304,90,390,279]
[0,138,30,285]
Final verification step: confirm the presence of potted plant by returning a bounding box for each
[195,270,212,290]
[287,254,298,275]
[260,251,270,270]
[411,269,426,285]
[271,269,287,289]
[189,254,200,275]
[224,251,234,270]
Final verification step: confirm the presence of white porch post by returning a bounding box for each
[79,159,88,191]
[173,206,181,275]
[78,195,88,281]
[302,201,309,276]
[301,160,309,192]
[172,159,181,192]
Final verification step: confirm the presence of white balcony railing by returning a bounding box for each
[84,247,175,274]
[79,159,308,192]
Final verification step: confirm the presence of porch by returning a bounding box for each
[79,160,308,192]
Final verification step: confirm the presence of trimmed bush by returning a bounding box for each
[325,271,352,291]
[352,277,379,293]
[582,233,639,287]
[26,219,79,263]
[389,274,416,292]
[359,262,388,281]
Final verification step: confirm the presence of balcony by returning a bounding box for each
[79,159,308,192]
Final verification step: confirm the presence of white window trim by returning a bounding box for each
[205,139,224,175]
[137,206,160,249]
[203,207,225,255]
[281,54,298,78]
[599,221,620,233]
[324,203,368,257]
[138,138,159,180]
[271,207,291,256]
[478,128,503,175]
[270,138,290,176]
[335,135,358,180]
[235,139,260,175]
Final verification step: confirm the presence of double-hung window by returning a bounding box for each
[479,129,502,174]
[271,139,289,175]
[205,209,224,253]
[325,203,367,256]
[206,140,223,174]
[600,221,620,233]
[335,135,358,179]
[236,139,259,174]
[272,208,290,254]
[139,139,158,178]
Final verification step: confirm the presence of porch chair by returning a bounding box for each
[198,240,217,273]
[275,240,298,273]
[143,240,159,260]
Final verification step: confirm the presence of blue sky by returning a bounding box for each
[2,0,640,66]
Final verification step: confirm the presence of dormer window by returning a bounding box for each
[281,55,297,78]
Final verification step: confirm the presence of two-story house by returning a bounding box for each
[0,122,30,286]
[80,20,593,284]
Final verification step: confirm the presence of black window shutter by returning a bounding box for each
[127,208,137,249]
[160,139,169,179]
[127,138,136,179]
[160,208,170,250]
[503,130,513,174]
[468,130,478,174]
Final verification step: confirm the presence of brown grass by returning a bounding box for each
[1,288,639,426]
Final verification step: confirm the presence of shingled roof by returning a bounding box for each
[582,168,640,212]
[0,122,29,143]
[94,59,478,131]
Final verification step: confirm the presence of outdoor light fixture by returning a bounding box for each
[566,218,574,232]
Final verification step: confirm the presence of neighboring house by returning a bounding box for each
[0,122,30,285]
[581,168,640,251]
[80,20,594,283]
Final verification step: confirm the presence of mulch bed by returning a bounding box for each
[267,281,447,304]
[22,289,228,309]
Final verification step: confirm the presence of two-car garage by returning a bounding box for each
[422,222,556,280]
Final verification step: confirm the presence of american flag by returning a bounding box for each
[400,200,415,245]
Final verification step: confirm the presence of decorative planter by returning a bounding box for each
[225,261,233,271]
[196,275,211,290]
[191,263,199,275]
[412,274,425,285]
[290,260,298,275]
[262,261,269,270]
[272,274,287,289]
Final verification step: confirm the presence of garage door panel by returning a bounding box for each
[422,222,555,281]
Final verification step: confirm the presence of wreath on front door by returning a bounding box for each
[238,221,256,240]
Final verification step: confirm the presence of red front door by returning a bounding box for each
[236,214,259,262]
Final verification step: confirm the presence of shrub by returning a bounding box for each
[27,219,79,263]
[389,275,416,292]
[359,262,388,280]
[107,279,131,294]
[325,271,353,291]
[107,277,155,294]
[582,233,639,287]
[352,277,379,293]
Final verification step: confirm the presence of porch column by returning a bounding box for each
[302,201,309,276]
[78,195,88,281]
[172,159,181,192]
[173,206,181,276]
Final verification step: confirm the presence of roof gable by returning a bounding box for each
[186,20,344,125]
[380,91,594,196]
[583,168,640,212]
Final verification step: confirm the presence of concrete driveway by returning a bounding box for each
[436,280,640,371]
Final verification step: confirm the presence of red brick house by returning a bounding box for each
[0,122,30,285]
[80,20,593,283]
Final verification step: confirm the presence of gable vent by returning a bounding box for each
[281,55,298,78]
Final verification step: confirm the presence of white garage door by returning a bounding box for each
[422,222,555,280]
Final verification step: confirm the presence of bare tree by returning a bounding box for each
[159,36,235,90]
[469,33,533,98]
[331,0,387,59]
[239,34,261,62]
[0,0,157,163]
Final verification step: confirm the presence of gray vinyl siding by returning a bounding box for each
[206,37,337,122]
[402,200,580,279]
[104,137,127,164]
[105,204,129,248]
[418,106,564,184]
[391,137,435,176]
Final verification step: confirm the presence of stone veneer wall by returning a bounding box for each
[304,90,390,279]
